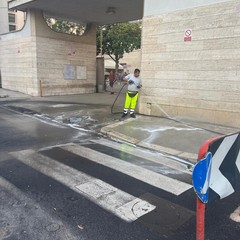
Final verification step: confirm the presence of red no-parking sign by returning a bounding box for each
[184,29,192,42]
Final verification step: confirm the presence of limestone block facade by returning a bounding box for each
[0,0,9,34]
[140,0,240,127]
[120,49,142,74]
[0,10,96,96]
[0,13,36,95]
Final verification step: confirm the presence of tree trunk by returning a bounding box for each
[115,58,119,78]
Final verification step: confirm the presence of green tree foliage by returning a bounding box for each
[45,17,86,36]
[97,22,141,72]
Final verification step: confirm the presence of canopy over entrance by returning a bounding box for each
[8,0,144,24]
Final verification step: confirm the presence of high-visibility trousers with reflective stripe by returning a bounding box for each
[124,91,139,113]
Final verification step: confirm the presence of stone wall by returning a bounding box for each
[0,36,37,95]
[15,11,25,31]
[140,0,240,127]
[0,0,9,34]
[34,11,96,96]
[120,49,141,74]
[0,10,96,96]
[144,0,231,16]
[0,12,37,95]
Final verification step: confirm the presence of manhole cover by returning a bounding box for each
[45,223,60,232]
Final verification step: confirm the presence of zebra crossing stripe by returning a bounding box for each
[91,138,192,174]
[61,144,192,195]
[75,180,155,222]
[10,149,155,222]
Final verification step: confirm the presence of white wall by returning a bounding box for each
[0,0,9,34]
[144,0,231,16]
[34,11,96,96]
[16,11,26,30]
[120,50,141,74]
[0,10,97,96]
[0,11,37,95]
[140,0,240,127]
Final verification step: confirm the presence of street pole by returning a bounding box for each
[195,137,218,240]
[196,198,205,240]
[100,27,103,56]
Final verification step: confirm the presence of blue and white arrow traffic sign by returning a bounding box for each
[192,152,212,203]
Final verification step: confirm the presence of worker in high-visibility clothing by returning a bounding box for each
[122,68,142,118]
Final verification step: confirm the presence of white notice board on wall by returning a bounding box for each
[64,65,75,80]
[77,66,87,80]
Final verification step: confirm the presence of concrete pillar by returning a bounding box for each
[0,71,2,88]
[0,0,9,34]
[96,56,105,92]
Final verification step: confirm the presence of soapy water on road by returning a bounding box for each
[33,113,104,134]
[133,126,203,143]
[111,137,194,169]
[50,104,86,108]
[3,103,195,170]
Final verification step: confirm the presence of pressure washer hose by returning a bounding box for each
[111,82,225,135]
[111,83,128,114]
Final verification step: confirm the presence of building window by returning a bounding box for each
[9,24,16,31]
[8,13,16,24]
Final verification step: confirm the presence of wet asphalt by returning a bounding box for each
[0,96,240,240]
[0,106,160,240]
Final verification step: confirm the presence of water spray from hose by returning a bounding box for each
[111,81,224,135]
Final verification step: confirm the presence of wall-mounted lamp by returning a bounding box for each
[106,7,116,15]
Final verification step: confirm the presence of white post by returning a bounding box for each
[100,27,103,56]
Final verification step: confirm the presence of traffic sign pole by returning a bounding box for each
[195,133,240,239]
[195,137,219,240]
[196,198,205,240]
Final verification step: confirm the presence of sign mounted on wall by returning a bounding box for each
[184,29,192,42]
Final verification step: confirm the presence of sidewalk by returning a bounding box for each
[101,116,239,163]
[0,88,29,99]
[1,88,239,163]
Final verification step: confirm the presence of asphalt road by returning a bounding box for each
[0,102,240,240]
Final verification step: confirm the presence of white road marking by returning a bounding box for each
[230,206,240,222]
[62,144,192,195]
[76,180,155,222]
[92,138,192,174]
[116,198,156,222]
[76,180,116,199]
[10,149,155,222]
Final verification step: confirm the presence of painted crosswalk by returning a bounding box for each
[92,138,193,173]
[10,140,193,222]
[59,144,192,195]
[10,149,156,222]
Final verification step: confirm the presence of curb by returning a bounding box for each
[101,119,198,163]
